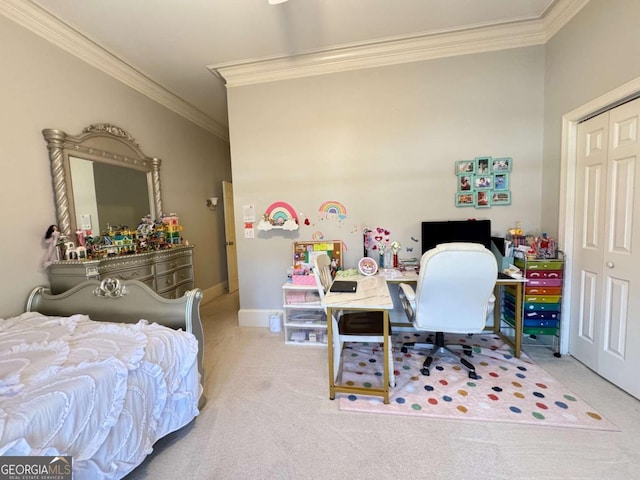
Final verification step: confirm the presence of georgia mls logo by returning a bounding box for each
[0,455,72,480]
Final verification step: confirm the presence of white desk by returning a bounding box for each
[322,274,394,404]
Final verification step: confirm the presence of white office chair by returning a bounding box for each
[314,254,395,387]
[398,242,497,379]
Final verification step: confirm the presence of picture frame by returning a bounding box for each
[492,157,512,172]
[475,190,491,208]
[491,190,511,205]
[455,192,475,207]
[473,174,492,190]
[453,155,514,209]
[493,172,509,190]
[474,156,492,175]
[455,160,475,175]
[457,174,473,192]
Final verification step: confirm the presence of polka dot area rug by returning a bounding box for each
[337,333,618,431]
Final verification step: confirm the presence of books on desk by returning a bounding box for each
[399,257,419,268]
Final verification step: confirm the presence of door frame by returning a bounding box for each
[559,76,640,354]
[222,181,239,293]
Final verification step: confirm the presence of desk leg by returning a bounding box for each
[493,284,501,336]
[492,281,523,358]
[382,310,390,404]
[327,307,335,400]
[514,281,523,358]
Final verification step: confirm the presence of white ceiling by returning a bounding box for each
[3,0,588,139]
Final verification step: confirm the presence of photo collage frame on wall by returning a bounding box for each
[455,156,512,208]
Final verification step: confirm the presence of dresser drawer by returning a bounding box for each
[157,266,193,292]
[524,295,562,304]
[523,319,559,328]
[524,311,560,320]
[175,282,194,297]
[106,265,153,282]
[523,326,559,336]
[524,302,560,311]
[160,281,194,299]
[526,269,563,279]
[525,286,562,295]
[155,255,192,275]
[515,259,564,270]
[525,278,563,287]
[174,265,193,284]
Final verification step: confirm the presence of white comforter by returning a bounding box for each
[0,312,201,479]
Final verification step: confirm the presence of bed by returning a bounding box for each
[0,278,206,480]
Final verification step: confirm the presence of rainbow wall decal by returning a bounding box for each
[318,200,347,220]
[257,201,299,231]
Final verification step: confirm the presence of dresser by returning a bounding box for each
[47,246,194,299]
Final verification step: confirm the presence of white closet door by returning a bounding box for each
[571,97,640,399]
[571,111,609,371]
[599,98,640,396]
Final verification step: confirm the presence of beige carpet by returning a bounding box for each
[125,292,640,480]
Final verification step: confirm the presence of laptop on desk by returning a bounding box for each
[330,280,358,293]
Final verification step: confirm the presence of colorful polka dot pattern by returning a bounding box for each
[338,333,617,431]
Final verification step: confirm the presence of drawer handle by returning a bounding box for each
[606,261,614,268]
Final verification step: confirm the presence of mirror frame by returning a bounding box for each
[42,123,163,238]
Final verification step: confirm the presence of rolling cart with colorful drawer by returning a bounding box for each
[514,251,564,357]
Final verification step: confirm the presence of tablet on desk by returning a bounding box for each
[330,280,358,293]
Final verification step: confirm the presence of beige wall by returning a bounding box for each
[228,0,640,324]
[541,0,640,234]
[227,47,545,321]
[0,15,231,316]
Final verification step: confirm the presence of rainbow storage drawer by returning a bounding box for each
[514,256,565,339]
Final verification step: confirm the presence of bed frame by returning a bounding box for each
[26,277,206,407]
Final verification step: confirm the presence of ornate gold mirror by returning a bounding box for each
[43,123,163,239]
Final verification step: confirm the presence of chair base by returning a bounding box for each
[401,332,478,379]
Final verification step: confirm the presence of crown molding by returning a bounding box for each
[210,22,546,87]
[542,0,589,41]
[0,0,229,141]
[210,0,589,87]
[1,0,588,125]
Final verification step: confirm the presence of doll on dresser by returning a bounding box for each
[43,224,61,268]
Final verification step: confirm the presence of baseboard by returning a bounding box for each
[201,282,228,305]
[238,308,282,327]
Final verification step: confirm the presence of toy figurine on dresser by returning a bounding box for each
[42,224,61,268]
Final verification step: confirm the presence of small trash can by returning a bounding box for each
[269,312,282,333]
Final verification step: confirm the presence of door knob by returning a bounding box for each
[606,261,614,268]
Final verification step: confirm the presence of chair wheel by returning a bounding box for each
[468,371,478,380]
[463,347,473,357]
[420,368,431,376]
[553,352,561,358]
[401,346,408,353]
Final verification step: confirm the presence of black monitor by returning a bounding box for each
[421,220,491,254]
